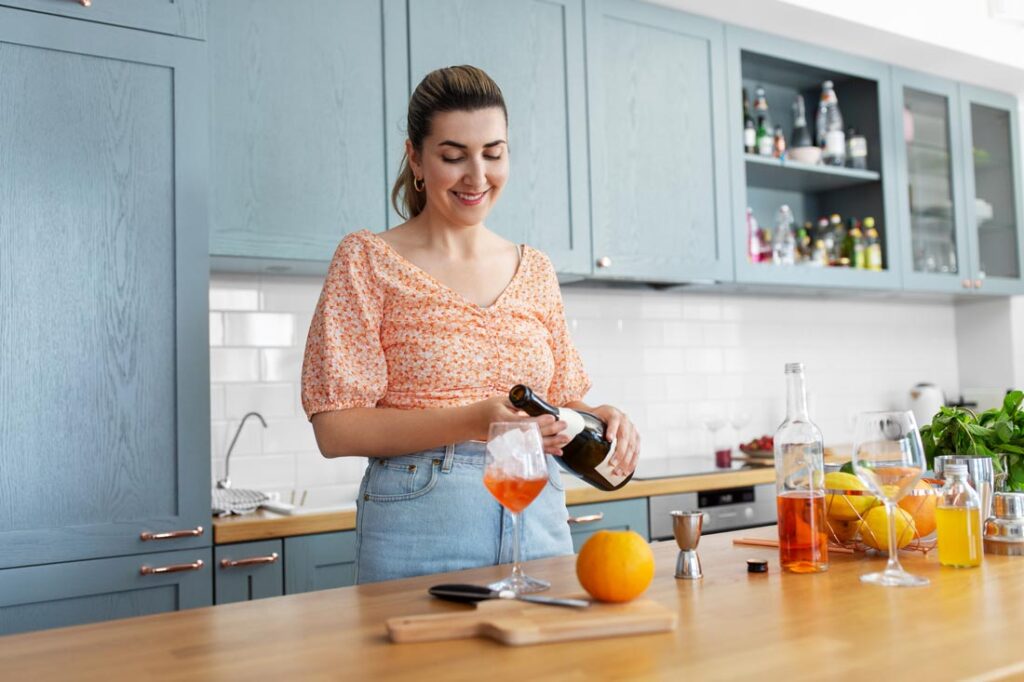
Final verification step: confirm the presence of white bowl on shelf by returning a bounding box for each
[788,146,822,165]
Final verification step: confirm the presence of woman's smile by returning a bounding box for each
[451,188,489,206]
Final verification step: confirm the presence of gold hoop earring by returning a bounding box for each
[413,177,425,192]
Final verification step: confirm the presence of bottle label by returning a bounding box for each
[557,408,627,487]
[825,130,845,155]
[744,128,756,149]
[848,136,868,158]
[758,136,773,156]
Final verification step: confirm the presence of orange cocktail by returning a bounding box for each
[484,475,547,513]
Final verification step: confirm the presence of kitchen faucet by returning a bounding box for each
[217,411,267,489]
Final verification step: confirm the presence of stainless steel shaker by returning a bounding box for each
[671,510,704,580]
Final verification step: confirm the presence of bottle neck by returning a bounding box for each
[785,370,810,421]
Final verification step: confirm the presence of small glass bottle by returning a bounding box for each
[936,463,983,568]
[774,363,829,573]
[746,207,762,263]
[863,217,883,271]
[772,205,796,265]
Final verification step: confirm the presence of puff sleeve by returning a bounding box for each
[539,255,591,406]
[301,234,387,420]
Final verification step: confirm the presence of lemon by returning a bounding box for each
[859,505,916,552]
[824,472,877,521]
[828,518,860,543]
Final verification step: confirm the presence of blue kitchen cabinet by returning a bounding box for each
[891,69,973,294]
[725,26,902,291]
[959,85,1024,295]
[214,540,284,604]
[585,0,733,284]
[284,532,357,594]
[0,549,212,636]
[208,0,402,270]
[0,0,205,38]
[406,0,592,276]
[566,499,649,552]
[0,9,211,570]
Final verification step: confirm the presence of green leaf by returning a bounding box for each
[1004,390,1023,415]
[998,444,1024,455]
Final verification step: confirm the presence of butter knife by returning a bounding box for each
[428,583,590,608]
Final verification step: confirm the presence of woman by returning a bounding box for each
[301,65,640,584]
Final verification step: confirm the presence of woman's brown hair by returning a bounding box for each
[390,65,508,219]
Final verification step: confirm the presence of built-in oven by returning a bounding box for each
[648,483,777,541]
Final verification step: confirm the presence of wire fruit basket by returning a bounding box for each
[823,477,941,555]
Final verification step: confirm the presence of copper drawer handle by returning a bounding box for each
[220,553,279,569]
[140,559,204,575]
[78,0,91,6]
[140,526,204,541]
[567,513,604,525]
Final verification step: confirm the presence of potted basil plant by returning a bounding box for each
[921,390,1024,491]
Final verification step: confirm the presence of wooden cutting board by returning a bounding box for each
[387,597,677,646]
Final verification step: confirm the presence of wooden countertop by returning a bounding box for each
[5,525,1024,680]
[212,466,776,544]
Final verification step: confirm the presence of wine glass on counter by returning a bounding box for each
[483,421,551,594]
[851,410,929,587]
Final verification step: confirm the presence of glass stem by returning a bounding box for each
[510,511,523,580]
[884,501,902,574]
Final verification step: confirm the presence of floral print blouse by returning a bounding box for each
[301,229,590,419]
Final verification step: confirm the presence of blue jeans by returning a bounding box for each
[354,442,574,584]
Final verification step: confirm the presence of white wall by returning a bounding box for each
[210,274,959,503]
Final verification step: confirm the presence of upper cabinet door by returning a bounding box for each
[0,9,210,568]
[586,0,732,283]
[892,69,972,293]
[725,28,901,291]
[960,85,1024,295]
[208,0,390,265]
[406,0,592,276]
[0,0,205,38]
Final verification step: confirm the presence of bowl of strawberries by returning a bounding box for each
[739,435,774,460]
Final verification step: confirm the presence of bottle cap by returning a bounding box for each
[747,559,769,573]
[945,463,968,477]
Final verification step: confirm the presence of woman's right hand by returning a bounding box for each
[470,396,569,456]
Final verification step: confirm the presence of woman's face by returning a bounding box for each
[408,107,509,228]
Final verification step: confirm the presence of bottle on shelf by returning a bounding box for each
[829,213,846,266]
[772,125,787,159]
[817,216,834,265]
[759,222,775,263]
[850,219,866,269]
[756,116,773,156]
[810,239,828,267]
[746,207,762,263]
[791,94,813,149]
[816,80,846,166]
[797,221,813,261]
[936,463,983,568]
[846,128,868,170]
[743,88,756,154]
[772,205,796,265]
[753,85,771,130]
[508,385,631,492]
[774,362,829,574]
[863,217,883,271]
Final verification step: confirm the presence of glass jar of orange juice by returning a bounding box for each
[937,463,984,568]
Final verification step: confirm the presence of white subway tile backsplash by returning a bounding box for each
[261,348,304,383]
[210,275,961,500]
[225,383,298,419]
[223,312,295,347]
[210,348,260,383]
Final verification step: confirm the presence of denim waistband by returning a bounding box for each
[369,442,487,472]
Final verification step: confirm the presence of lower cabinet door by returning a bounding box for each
[0,548,212,636]
[566,499,650,552]
[214,540,284,604]
[284,532,356,594]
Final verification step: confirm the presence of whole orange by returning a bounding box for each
[898,479,937,538]
[575,530,655,603]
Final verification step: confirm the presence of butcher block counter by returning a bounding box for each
[4,525,1023,681]
[212,466,776,543]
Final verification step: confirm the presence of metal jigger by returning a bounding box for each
[672,510,704,580]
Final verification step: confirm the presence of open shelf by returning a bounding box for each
[744,154,881,193]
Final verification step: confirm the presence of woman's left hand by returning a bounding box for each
[590,405,640,477]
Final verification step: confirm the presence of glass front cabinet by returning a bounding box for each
[894,71,1024,294]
